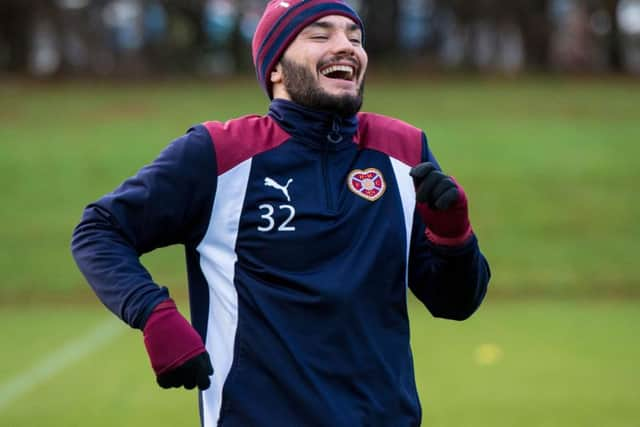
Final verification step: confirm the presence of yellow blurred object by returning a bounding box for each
[474,344,504,366]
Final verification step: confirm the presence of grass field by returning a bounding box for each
[0,298,638,427]
[1,77,639,426]
[1,77,639,297]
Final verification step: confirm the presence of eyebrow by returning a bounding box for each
[304,21,361,34]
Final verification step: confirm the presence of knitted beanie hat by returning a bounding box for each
[252,0,364,99]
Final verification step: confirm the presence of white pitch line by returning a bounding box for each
[0,316,123,412]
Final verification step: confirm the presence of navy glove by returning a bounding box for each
[143,299,213,390]
[410,162,473,246]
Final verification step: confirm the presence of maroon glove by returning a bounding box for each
[410,163,473,246]
[143,299,213,390]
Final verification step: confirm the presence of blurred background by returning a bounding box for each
[0,1,639,427]
[2,0,640,77]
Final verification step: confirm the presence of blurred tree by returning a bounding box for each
[604,0,623,70]
[515,0,552,69]
[0,1,32,72]
[362,0,398,58]
[434,0,551,69]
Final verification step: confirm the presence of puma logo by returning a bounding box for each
[264,177,293,202]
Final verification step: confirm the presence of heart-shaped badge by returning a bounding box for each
[347,168,386,202]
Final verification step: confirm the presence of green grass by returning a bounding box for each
[1,77,638,298]
[1,298,638,426]
[413,298,640,426]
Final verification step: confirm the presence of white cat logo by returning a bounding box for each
[264,177,293,202]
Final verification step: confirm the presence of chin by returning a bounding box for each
[320,85,359,99]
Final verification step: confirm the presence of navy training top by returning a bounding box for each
[72,99,490,427]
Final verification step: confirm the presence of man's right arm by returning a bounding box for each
[71,125,218,389]
[71,125,217,329]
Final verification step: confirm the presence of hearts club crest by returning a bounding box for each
[348,168,386,202]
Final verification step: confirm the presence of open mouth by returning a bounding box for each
[319,64,357,81]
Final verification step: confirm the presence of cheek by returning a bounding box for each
[286,45,320,69]
[358,52,369,77]
[307,51,325,73]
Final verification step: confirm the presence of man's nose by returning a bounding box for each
[330,31,356,56]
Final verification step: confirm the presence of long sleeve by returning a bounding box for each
[407,134,490,320]
[71,125,217,329]
[408,217,490,320]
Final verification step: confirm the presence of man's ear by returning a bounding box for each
[271,63,283,84]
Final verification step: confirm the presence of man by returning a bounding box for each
[71,1,490,426]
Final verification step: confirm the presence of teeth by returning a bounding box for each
[321,65,354,78]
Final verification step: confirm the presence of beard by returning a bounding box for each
[280,57,365,118]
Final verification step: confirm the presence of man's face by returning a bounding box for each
[271,15,368,117]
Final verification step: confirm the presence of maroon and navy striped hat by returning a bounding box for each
[252,0,364,99]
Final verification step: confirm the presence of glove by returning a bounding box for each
[143,298,213,390]
[410,162,473,246]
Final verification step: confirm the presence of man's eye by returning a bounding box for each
[350,39,362,44]
[311,35,329,40]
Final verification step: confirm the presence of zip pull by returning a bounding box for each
[327,117,343,144]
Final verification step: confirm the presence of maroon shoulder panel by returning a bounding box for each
[204,115,291,175]
[355,113,423,166]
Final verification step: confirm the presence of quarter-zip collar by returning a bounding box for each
[268,99,358,150]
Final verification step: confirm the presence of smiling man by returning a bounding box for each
[71,1,490,426]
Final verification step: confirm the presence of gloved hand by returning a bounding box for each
[410,162,473,246]
[143,298,213,390]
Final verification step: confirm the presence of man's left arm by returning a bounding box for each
[407,151,490,320]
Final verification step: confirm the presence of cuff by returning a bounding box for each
[425,224,474,247]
